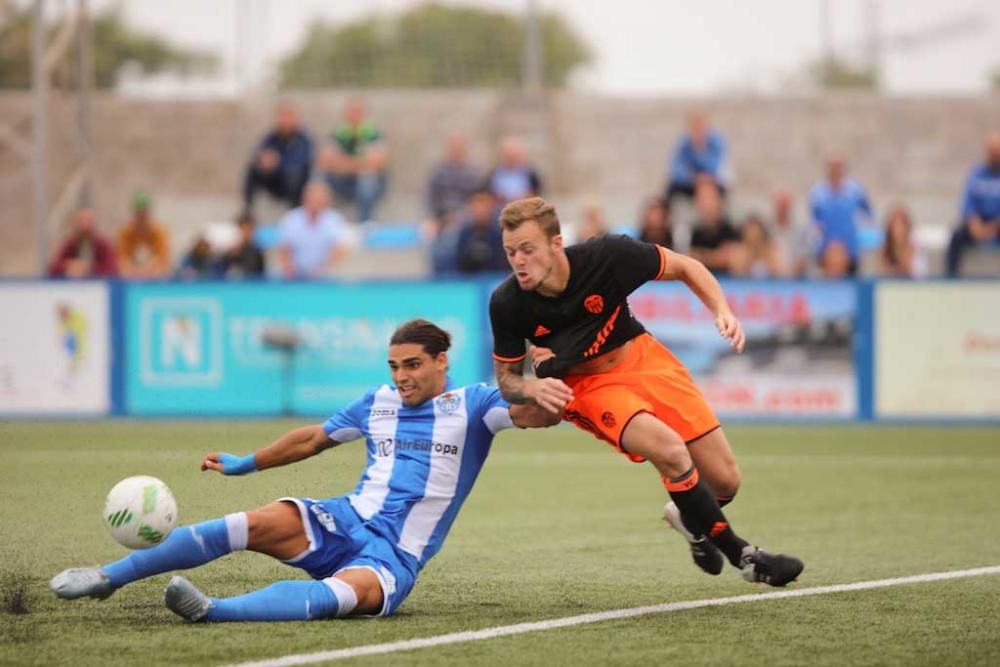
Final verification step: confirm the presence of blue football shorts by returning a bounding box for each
[277,495,417,616]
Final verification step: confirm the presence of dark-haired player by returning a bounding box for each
[489,196,803,587]
[51,319,559,621]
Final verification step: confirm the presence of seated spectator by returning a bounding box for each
[219,211,266,279]
[485,136,542,203]
[277,181,347,280]
[732,214,781,278]
[689,179,739,276]
[320,98,388,223]
[117,192,171,280]
[809,155,872,278]
[769,188,811,277]
[820,241,853,279]
[426,216,463,277]
[880,203,927,278]
[427,131,482,226]
[665,112,730,207]
[48,207,117,278]
[243,102,313,210]
[946,131,1000,276]
[176,236,219,280]
[455,190,506,274]
[637,197,673,248]
[577,200,609,243]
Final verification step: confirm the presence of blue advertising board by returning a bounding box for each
[125,282,484,415]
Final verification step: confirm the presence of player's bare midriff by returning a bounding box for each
[565,338,633,376]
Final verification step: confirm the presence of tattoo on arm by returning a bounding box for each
[494,360,531,404]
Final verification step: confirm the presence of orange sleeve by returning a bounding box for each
[655,244,669,280]
[153,226,171,265]
[492,352,527,363]
[117,227,134,261]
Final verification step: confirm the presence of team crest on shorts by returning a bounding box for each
[436,392,461,414]
[584,294,604,314]
[601,411,616,428]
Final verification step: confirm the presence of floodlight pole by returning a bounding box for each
[77,0,93,206]
[522,0,543,93]
[32,0,49,275]
[819,0,834,68]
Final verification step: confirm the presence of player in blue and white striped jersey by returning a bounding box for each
[50,319,562,622]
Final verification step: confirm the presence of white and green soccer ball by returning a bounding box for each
[103,476,178,549]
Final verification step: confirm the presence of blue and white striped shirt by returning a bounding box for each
[322,380,513,569]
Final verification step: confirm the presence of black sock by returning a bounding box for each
[717,494,735,508]
[664,466,748,567]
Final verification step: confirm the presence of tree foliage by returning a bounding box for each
[0,5,215,89]
[279,3,592,89]
[811,58,879,90]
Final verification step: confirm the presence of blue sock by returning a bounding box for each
[205,580,348,622]
[102,514,247,589]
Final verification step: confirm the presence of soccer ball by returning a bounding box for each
[103,476,178,549]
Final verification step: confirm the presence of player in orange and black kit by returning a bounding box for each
[489,197,803,587]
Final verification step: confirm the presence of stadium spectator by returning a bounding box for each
[732,213,781,278]
[243,102,313,211]
[664,112,730,207]
[320,98,388,223]
[577,200,609,243]
[177,236,219,280]
[809,156,873,278]
[879,203,927,278]
[48,207,117,278]
[424,215,462,277]
[689,179,739,276]
[946,131,1000,276]
[426,131,482,225]
[277,181,347,280]
[485,136,543,204]
[769,188,811,277]
[117,192,171,280]
[219,212,266,279]
[454,190,506,274]
[49,319,559,622]
[637,197,673,248]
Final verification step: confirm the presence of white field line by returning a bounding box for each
[226,565,1000,667]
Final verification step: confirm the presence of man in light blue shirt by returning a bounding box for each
[946,132,1000,276]
[277,180,348,279]
[50,319,559,621]
[665,112,731,207]
[485,136,543,203]
[809,156,872,277]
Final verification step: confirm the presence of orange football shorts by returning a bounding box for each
[562,333,720,463]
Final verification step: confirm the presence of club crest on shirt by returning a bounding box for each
[436,392,461,414]
[584,294,604,314]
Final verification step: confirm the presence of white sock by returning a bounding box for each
[224,512,249,551]
[322,577,359,617]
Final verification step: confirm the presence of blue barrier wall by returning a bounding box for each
[124,281,484,415]
[3,278,997,422]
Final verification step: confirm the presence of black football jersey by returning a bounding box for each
[489,234,667,378]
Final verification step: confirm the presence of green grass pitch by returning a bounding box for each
[2,421,999,666]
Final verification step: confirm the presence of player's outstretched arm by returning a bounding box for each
[202,425,339,476]
[494,359,573,414]
[659,249,745,354]
[509,402,564,428]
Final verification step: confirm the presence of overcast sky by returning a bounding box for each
[80,0,1000,95]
